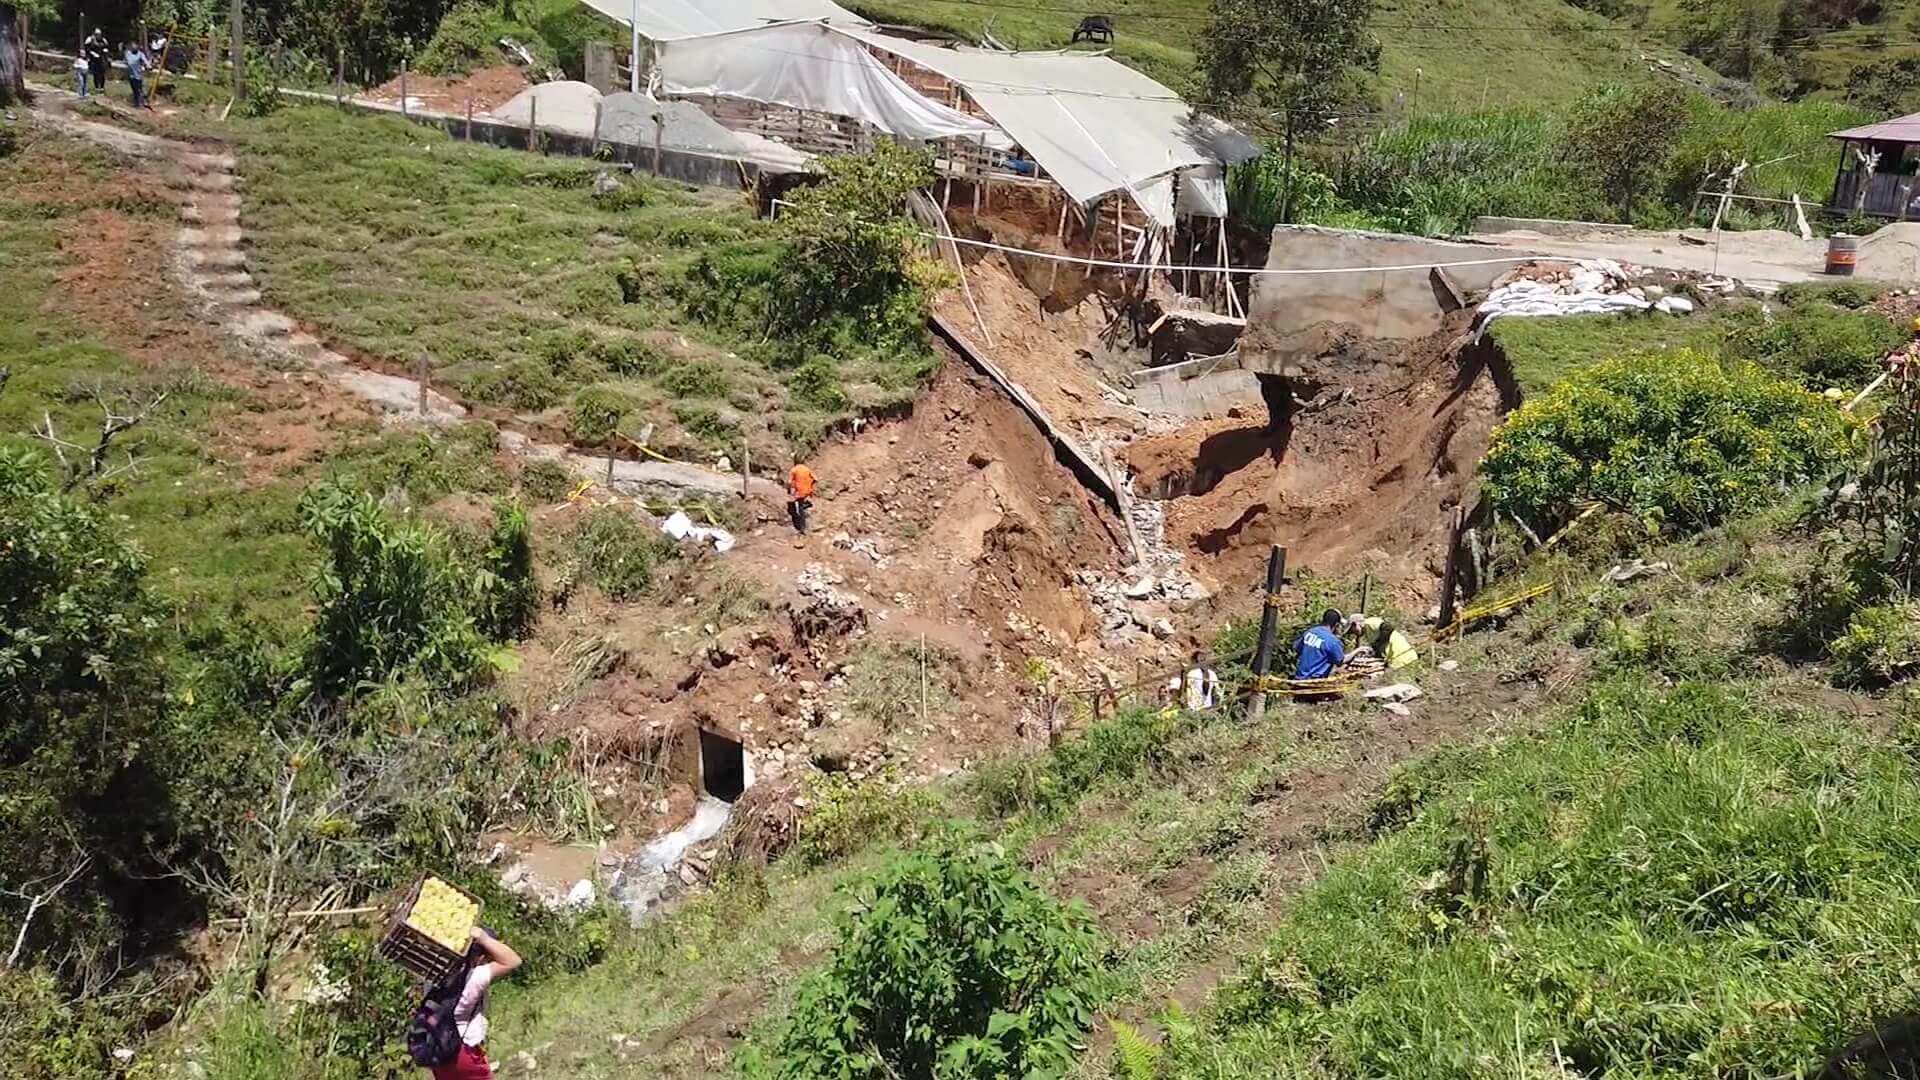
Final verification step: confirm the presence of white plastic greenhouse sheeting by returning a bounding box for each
[839,27,1259,223]
[656,22,1001,143]
[658,22,1257,224]
[576,0,866,41]
[488,82,813,171]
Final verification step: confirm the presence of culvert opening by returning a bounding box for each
[698,727,746,803]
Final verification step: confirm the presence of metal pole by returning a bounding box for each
[1247,545,1288,721]
[399,58,408,119]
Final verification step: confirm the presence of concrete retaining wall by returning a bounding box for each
[1130,356,1261,418]
[1249,225,1542,340]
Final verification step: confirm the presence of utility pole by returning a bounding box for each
[1247,545,1288,720]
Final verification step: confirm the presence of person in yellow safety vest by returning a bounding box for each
[1347,613,1418,670]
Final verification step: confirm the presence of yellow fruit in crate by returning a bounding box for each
[404,877,478,953]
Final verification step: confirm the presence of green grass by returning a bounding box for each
[1491,309,1731,395]
[224,106,848,462]
[1492,287,1905,398]
[0,124,316,622]
[847,0,1708,111]
[1174,675,1920,1078]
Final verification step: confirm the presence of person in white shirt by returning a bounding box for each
[431,926,522,1079]
[1181,650,1219,711]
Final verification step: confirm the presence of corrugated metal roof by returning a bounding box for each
[1831,113,1920,142]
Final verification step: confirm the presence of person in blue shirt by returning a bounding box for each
[123,42,150,110]
[1294,609,1347,680]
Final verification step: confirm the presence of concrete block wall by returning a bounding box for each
[1249,224,1541,340]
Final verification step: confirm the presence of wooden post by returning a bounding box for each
[740,439,750,499]
[334,43,345,109]
[1437,507,1466,632]
[1247,545,1288,721]
[530,94,539,152]
[465,97,473,141]
[605,447,616,485]
[415,358,428,415]
[919,632,928,723]
[229,0,244,102]
[399,58,408,119]
[652,114,664,176]
[1359,574,1371,617]
[592,99,603,152]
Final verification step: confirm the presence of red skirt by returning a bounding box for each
[431,1045,492,1080]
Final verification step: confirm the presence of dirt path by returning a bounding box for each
[30,93,775,503]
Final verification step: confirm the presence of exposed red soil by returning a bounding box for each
[362,63,530,114]
[1124,313,1510,596]
[44,200,366,484]
[515,361,1132,842]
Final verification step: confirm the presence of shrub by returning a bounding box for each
[751,839,1107,1079]
[518,459,572,502]
[460,358,566,411]
[567,386,641,446]
[787,354,848,412]
[1776,281,1887,310]
[474,500,538,640]
[1723,303,1905,387]
[415,3,509,76]
[300,482,490,693]
[571,506,673,600]
[661,361,728,399]
[1831,602,1920,686]
[0,447,170,977]
[792,771,939,865]
[1480,349,1854,533]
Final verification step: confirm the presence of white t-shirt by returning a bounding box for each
[453,964,493,1046]
[1182,668,1218,710]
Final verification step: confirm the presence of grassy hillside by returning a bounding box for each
[846,0,1713,110]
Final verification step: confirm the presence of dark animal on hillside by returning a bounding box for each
[1818,1013,1920,1079]
[1071,15,1114,43]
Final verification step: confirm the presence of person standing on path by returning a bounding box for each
[787,457,816,535]
[84,30,110,93]
[72,54,89,98]
[122,41,150,109]
[429,926,522,1080]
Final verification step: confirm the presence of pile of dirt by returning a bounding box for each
[1124,311,1508,594]
[1857,222,1920,281]
[361,64,529,114]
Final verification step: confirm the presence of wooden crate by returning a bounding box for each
[377,875,482,982]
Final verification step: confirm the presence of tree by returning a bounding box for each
[1564,83,1692,221]
[0,446,171,981]
[1674,0,1783,83]
[1194,0,1381,223]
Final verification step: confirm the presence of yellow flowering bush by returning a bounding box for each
[1482,349,1853,532]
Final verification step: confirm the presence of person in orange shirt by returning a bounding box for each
[787,457,816,534]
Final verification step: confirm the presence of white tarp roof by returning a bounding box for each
[487,82,811,172]
[576,0,866,42]
[839,28,1259,221]
[656,22,1257,224]
[655,22,1002,143]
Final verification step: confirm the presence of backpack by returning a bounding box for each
[405,963,470,1067]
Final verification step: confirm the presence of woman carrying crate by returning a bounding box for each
[432,927,522,1079]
